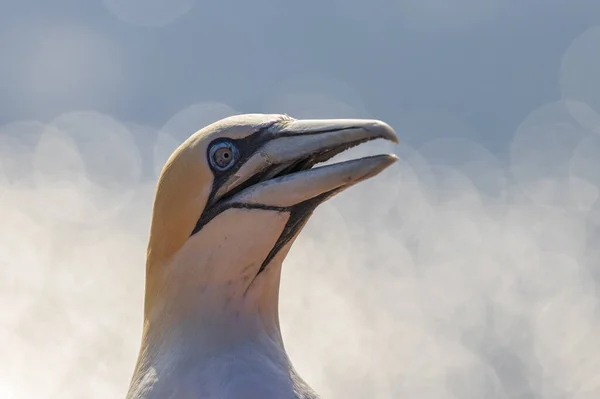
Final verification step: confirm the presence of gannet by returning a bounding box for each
[126,114,398,399]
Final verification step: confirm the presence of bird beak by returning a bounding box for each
[218,118,399,208]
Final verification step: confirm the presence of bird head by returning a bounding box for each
[144,113,398,338]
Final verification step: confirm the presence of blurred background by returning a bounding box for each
[2,1,600,398]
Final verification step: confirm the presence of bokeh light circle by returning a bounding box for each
[510,101,588,208]
[32,111,142,225]
[560,26,600,127]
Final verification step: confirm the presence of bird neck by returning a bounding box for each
[139,256,288,366]
[141,276,284,350]
[134,207,299,391]
[141,208,292,353]
[131,260,292,397]
[129,289,297,398]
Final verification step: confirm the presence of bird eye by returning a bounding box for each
[209,141,238,171]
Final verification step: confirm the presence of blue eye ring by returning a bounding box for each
[208,141,239,171]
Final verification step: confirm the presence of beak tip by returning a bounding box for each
[351,154,398,186]
[369,120,399,144]
[387,153,400,163]
[365,153,399,174]
[380,153,400,169]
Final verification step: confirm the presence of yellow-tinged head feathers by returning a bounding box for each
[143,113,398,317]
[147,114,287,268]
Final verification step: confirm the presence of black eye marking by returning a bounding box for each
[192,124,276,237]
[208,141,239,171]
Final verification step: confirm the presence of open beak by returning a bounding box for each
[218,118,399,208]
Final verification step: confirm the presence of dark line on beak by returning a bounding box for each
[278,126,362,138]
